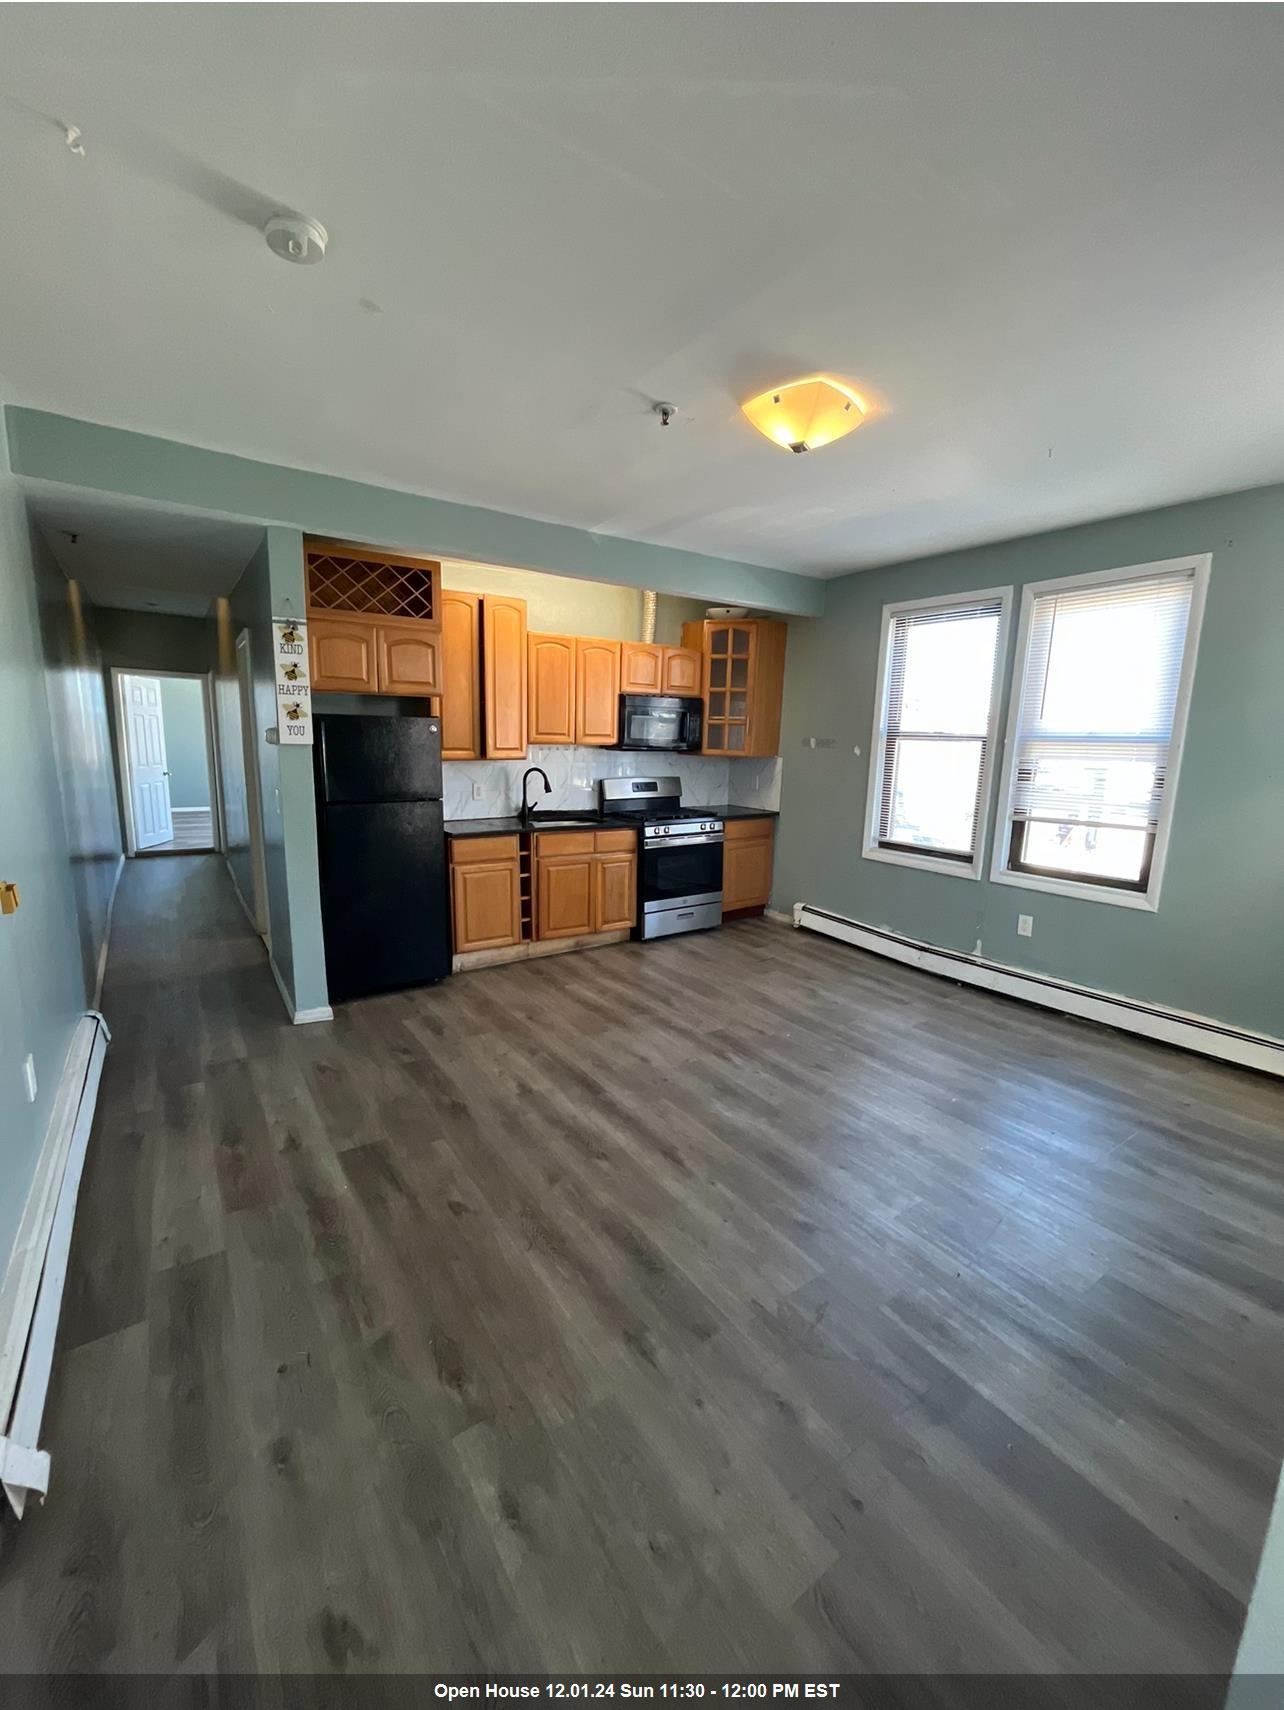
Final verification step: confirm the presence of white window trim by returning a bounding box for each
[990,552,1211,912]
[862,584,1013,880]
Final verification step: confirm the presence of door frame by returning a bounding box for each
[234,629,271,942]
[111,667,226,858]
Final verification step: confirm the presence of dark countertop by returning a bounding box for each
[444,813,636,839]
[444,804,777,838]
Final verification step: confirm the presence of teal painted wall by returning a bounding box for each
[5,408,824,617]
[158,676,209,809]
[0,472,120,1279]
[218,528,327,1017]
[774,483,1284,1039]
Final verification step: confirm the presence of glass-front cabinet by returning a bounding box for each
[682,618,788,758]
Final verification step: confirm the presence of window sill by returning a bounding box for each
[990,867,1158,911]
[862,844,983,881]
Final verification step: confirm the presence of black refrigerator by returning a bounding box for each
[314,714,451,1002]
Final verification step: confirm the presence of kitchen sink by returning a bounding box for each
[522,810,606,827]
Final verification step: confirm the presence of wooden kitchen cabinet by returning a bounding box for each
[575,638,621,745]
[440,590,482,759]
[534,829,637,939]
[449,835,523,952]
[620,640,664,694]
[528,633,576,744]
[306,540,443,699]
[375,619,441,697]
[721,817,775,914]
[536,854,596,939]
[682,618,788,757]
[483,594,528,759]
[595,853,637,932]
[309,614,378,693]
[661,646,702,696]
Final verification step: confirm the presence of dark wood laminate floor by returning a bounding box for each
[2,855,1282,1675]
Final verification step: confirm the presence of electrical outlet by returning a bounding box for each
[1017,914,1034,938]
[472,783,484,800]
[22,1053,37,1103]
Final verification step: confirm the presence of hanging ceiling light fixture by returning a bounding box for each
[741,375,866,453]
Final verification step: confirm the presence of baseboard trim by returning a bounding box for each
[267,952,332,1026]
[0,1013,111,1514]
[794,902,1284,1078]
[93,853,126,1010]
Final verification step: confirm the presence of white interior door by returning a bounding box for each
[123,674,173,850]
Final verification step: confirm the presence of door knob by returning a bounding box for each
[0,881,20,915]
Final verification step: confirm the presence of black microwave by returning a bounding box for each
[616,695,703,753]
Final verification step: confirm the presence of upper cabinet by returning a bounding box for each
[662,646,702,697]
[620,641,702,699]
[483,594,529,760]
[620,640,664,695]
[309,615,378,694]
[440,590,482,760]
[574,638,621,745]
[306,540,442,697]
[529,633,576,745]
[682,618,788,757]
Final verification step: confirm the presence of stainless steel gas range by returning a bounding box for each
[599,776,724,940]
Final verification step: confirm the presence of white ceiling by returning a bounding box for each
[3,7,1284,579]
[26,486,262,616]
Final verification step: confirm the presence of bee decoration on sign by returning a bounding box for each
[279,625,300,646]
[282,663,301,681]
[284,703,305,722]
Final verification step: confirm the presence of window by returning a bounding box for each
[994,555,1209,909]
[864,589,1010,876]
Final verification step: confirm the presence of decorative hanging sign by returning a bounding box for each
[272,618,313,745]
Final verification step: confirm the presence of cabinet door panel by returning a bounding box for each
[309,615,377,693]
[536,857,595,940]
[575,638,621,745]
[661,646,702,697]
[594,853,636,932]
[376,623,441,697]
[620,641,663,694]
[452,861,522,951]
[440,591,481,759]
[484,595,528,758]
[528,634,576,745]
[722,834,774,912]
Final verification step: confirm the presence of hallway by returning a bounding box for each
[0,856,1281,1677]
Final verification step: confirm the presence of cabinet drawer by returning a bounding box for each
[594,829,636,853]
[723,815,774,842]
[449,834,520,865]
[534,830,596,857]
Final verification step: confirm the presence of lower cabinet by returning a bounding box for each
[534,830,636,940]
[721,817,775,913]
[449,836,523,952]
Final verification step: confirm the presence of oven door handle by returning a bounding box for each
[643,833,725,849]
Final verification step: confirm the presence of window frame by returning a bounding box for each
[862,585,1013,880]
[990,552,1211,912]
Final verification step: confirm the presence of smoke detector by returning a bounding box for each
[264,215,328,265]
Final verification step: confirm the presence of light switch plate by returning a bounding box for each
[22,1053,37,1102]
[472,783,484,800]
[1017,914,1034,938]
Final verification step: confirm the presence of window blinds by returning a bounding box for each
[877,596,1004,858]
[1009,571,1195,834]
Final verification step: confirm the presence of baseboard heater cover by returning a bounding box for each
[0,1012,111,1517]
[793,903,1284,1079]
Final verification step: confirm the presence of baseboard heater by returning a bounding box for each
[793,903,1284,1079]
[0,1012,111,1517]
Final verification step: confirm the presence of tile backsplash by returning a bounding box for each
[443,748,782,819]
